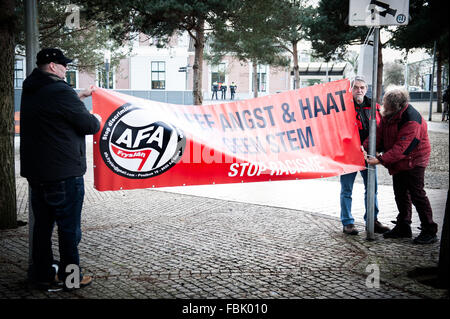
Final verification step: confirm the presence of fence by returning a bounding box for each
[13,89,194,112]
[366,86,439,102]
[13,89,194,134]
[12,88,440,134]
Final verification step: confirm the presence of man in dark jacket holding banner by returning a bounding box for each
[20,48,101,289]
[340,76,390,235]
[365,87,438,244]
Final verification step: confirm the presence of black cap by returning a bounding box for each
[36,48,73,66]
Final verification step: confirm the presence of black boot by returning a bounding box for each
[413,232,438,244]
[383,221,412,238]
[413,226,438,244]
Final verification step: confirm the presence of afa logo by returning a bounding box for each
[100,103,186,179]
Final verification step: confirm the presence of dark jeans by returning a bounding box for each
[393,166,438,234]
[29,176,85,283]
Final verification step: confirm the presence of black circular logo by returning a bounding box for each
[100,103,186,179]
[396,14,406,24]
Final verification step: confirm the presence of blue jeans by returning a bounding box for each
[340,168,379,226]
[29,176,84,283]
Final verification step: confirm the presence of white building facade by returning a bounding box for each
[14,33,353,102]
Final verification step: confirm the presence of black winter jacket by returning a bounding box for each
[354,95,381,144]
[20,68,100,182]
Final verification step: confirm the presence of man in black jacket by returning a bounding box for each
[340,76,390,236]
[20,48,101,290]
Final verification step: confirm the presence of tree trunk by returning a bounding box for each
[292,41,300,90]
[376,37,383,104]
[0,0,17,229]
[252,61,258,98]
[192,18,205,105]
[436,50,442,113]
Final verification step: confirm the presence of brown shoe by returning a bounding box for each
[80,275,93,287]
[63,275,93,291]
[343,224,359,235]
[374,220,390,234]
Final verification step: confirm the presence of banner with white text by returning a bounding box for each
[92,79,365,191]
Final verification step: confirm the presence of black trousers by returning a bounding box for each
[29,176,85,283]
[392,166,438,234]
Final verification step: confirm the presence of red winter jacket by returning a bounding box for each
[364,104,431,175]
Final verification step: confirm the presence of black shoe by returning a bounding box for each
[343,224,359,235]
[383,221,412,238]
[33,277,63,292]
[413,232,438,244]
[374,220,390,234]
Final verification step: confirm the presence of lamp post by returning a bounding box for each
[104,51,111,89]
[428,41,437,121]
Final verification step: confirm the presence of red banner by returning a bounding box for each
[92,79,364,191]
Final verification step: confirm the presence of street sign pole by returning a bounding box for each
[24,0,39,280]
[366,27,380,241]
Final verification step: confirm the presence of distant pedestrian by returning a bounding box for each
[340,76,389,236]
[365,87,438,244]
[442,85,449,121]
[20,48,101,290]
[212,81,218,100]
[221,83,227,100]
[230,82,237,100]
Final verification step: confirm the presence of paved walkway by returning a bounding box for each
[1,105,448,303]
[3,175,448,300]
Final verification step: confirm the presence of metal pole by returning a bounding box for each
[105,59,110,89]
[25,0,39,76]
[405,61,409,91]
[428,41,437,121]
[366,26,379,241]
[24,0,39,279]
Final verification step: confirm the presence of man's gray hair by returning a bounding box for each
[351,75,367,88]
[382,86,410,113]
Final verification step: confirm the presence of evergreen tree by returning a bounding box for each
[207,0,289,97]
[273,0,315,89]
[388,0,449,112]
[77,0,236,105]
[15,0,129,73]
[306,0,388,102]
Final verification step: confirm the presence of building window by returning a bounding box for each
[211,63,226,86]
[97,67,114,89]
[151,61,166,89]
[14,59,24,88]
[252,64,267,92]
[65,69,77,88]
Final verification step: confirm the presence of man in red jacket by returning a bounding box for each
[365,87,438,244]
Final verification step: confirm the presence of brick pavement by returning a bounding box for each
[161,178,447,237]
[1,172,448,300]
